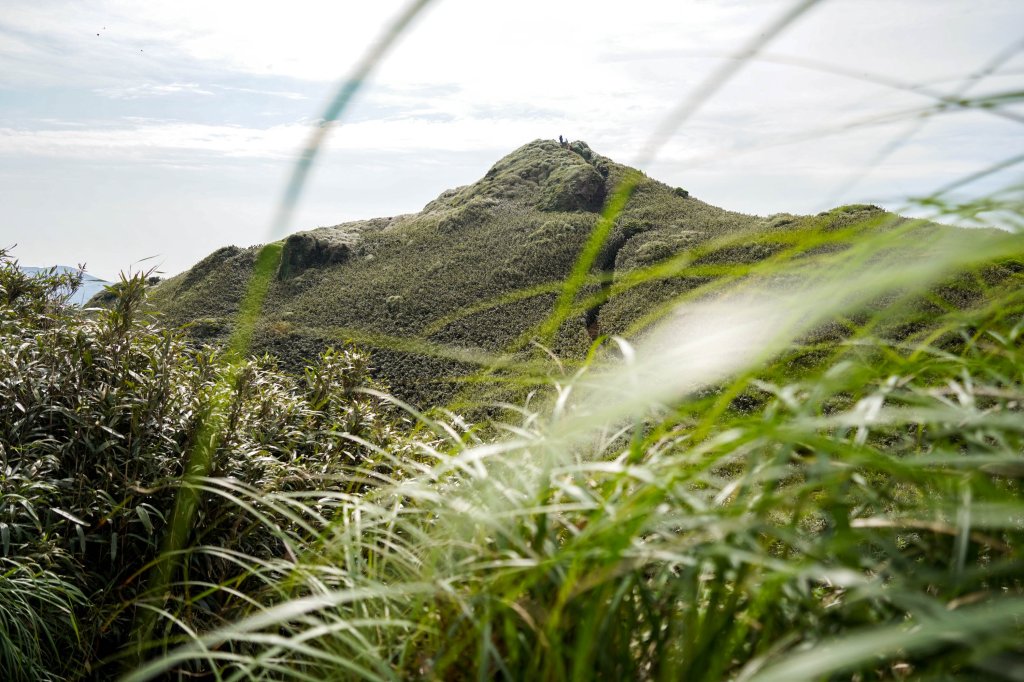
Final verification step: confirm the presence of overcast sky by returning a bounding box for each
[1,0,1021,280]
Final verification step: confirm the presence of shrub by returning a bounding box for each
[0,250,414,677]
[633,239,676,265]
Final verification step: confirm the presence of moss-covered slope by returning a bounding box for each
[146,139,1008,407]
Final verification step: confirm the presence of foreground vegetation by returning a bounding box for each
[136,221,1024,680]
[8,0,1024,675]
[5,190,1024,679]
[0,258,418,679]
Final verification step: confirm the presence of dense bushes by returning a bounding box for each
[0,253,412,678]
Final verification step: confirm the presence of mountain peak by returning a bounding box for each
[273,140,628,281]
[426,139,621,215]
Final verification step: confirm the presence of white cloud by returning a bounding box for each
[215,85,308,100]
[96,82,215,99]
[0,121,307,160]
[0,115,563,162]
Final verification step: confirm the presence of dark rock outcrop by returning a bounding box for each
[538,162,606,212]
[277,228,360,280]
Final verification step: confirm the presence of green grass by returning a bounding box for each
[94,194,1024,680]
[126,231,1024,679]
[9,0,1024,678]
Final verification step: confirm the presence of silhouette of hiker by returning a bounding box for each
[558,135,564,145]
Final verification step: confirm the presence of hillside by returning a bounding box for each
[146,139,1011,407]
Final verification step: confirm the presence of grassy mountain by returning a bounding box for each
[146,139,1014,408]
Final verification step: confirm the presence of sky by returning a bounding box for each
[1,0,1021,280]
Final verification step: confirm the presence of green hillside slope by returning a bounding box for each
[146,139,1014,407]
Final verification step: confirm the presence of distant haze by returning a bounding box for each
[1,0,1021,280]
[19,266,111,306]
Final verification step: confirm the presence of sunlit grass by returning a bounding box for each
[2,0,1023,679]
[129,247,1024,678]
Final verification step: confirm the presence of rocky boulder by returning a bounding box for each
[277,227,360,280]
